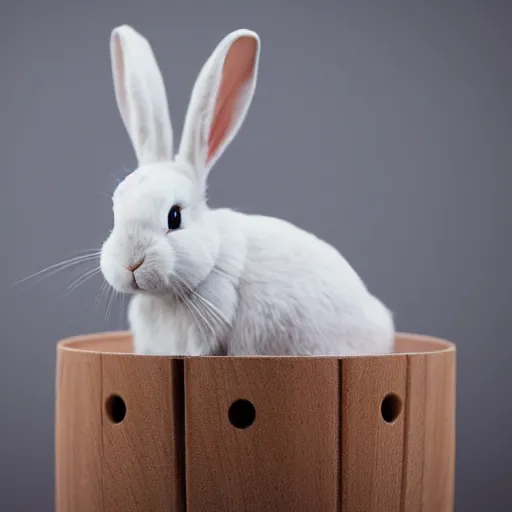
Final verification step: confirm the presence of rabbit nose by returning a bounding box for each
[127,258,145,272]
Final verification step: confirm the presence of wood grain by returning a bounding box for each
[55,348,103,512]
[340,355,407,511]
[401,355,427,511]
[421,352,456,511]
[184,357,339,512]
[101,355,185,512]
[398,350,456,512]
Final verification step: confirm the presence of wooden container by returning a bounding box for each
[55,332,456,512]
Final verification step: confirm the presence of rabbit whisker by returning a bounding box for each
[58,266,102,300]
[190,294,222,332]
[94,280,109,311]
[181,286,216,336]
[171,273,229,330]
[190,289,230,327]
[96,191,113,201]
[120,292,126,329]
[191,293,228,329]
[105,287,116,321]
[104,289,111,320]
[175,286,211,337]
[13,252,101,287]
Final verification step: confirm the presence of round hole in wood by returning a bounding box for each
[381,393,402,423]
[105,394,126,424]
[228,399,256,429]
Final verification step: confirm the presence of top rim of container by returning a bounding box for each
[56,331,455,358]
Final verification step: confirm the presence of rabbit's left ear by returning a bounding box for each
[177,29,260,183]
[110,25,174,166]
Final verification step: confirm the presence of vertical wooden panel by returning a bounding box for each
[101,355,185,512]
[340,355,407,511]
[401,355,427,511]
[421,351,456,511]
[55,348,103,512]
[185,357,339,512]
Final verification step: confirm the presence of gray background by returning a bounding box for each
[1,0,510,510]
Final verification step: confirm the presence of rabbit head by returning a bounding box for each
[100,25,260,294]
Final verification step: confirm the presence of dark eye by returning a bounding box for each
[167,205,182,231]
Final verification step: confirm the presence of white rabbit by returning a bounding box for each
[99,24,395,356]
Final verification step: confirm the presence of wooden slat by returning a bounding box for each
[55,349,103,512]
[185,357,339,512]
[340,355,407,511]
[421,352,456,511]
[101,355,185,512]
[401,355,427,511]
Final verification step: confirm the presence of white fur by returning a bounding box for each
[100,25,395,356]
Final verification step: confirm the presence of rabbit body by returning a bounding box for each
[129,208,394,356]
[100,25,395,356]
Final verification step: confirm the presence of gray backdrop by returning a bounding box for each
[1,1,510,510]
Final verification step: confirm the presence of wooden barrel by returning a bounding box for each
[55,332,456,511]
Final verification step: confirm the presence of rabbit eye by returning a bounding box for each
[167,205,182,231]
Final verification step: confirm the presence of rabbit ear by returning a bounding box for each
[177,29,260,183]
[110,25,174,166]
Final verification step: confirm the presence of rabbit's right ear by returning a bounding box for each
[177,29,260,185]
[110,25,174,166]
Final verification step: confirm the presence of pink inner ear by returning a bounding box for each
[113,33,128,116]
[207,36,257,162]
